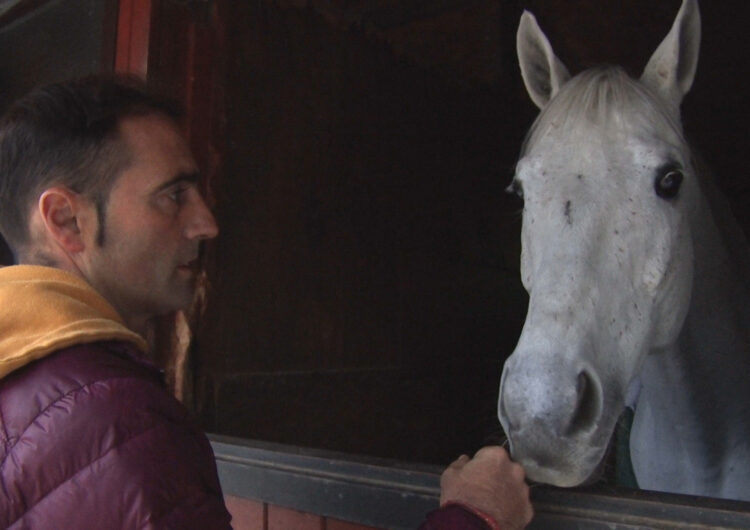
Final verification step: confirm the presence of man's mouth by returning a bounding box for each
[177,258,199,272]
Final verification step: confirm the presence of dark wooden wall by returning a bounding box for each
[194,0,527,464]
[183,0,750,467]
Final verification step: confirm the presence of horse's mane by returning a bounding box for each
[520,66,684,156]
[692,153,750,295]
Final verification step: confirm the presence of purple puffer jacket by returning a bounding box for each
[0,341,231,529]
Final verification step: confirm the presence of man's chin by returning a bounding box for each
[160,284,198,314]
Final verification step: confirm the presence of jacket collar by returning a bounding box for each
[0,265,148,379]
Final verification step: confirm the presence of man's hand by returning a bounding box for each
[440,446,533,529]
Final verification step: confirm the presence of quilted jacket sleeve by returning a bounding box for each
[0,343,232,529]
[419,503,499,530]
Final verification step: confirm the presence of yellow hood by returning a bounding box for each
[0,265,148,379]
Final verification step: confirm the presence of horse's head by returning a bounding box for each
[498,0,701,487]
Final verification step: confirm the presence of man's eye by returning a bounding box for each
[167,187,188,203]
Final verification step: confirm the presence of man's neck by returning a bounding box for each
[20,251,148,338]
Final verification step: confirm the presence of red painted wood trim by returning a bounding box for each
[224,496,384,529]
[327,519,382,530]
[268,504,326,530]
[115,0,152,77]
[224,496,266,529]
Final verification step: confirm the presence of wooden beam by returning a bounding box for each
[115,0,152,77]
[0,0,52,29]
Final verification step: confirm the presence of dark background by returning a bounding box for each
[0,0,118,263]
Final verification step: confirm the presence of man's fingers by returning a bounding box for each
[448,454,471,468]
[440,446,534,528]
[473,445,512,464]
[509,459,527,482]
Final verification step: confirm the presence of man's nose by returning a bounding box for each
[184,193,219,240]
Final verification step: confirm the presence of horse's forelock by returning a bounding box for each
[521,66,684,156]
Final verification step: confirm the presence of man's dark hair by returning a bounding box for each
[0,74,183,254]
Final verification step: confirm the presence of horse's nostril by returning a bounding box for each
[566,369,602,436]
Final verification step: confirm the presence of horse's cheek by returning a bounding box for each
[643,254,667,293]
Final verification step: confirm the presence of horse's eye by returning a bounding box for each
[506,179,524,200]
[655,168,683,199]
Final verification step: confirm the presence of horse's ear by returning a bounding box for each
[641,0,701,106]
[517,10,570,109]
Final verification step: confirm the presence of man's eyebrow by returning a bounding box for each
[153,171,201,193]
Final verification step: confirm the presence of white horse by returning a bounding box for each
[498,0,750,501]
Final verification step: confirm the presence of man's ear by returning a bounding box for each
[37,187,89,254]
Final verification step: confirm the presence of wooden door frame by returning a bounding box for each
[115,0,151,77]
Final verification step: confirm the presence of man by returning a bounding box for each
[0,76,532,529]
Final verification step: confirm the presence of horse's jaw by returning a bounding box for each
[508,448,605,488]
[502,415,615,487]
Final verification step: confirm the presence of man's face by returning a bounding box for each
[80,112,218,328]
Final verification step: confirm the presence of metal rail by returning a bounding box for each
[210,434,750,529]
